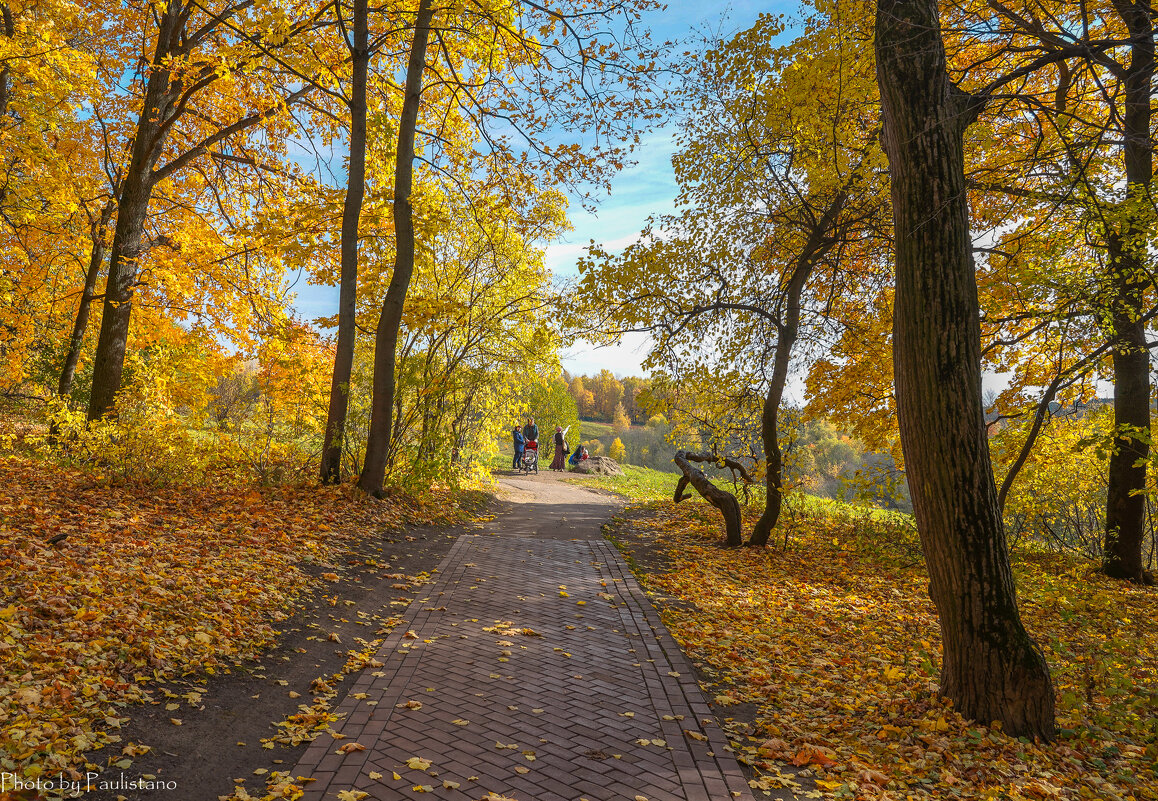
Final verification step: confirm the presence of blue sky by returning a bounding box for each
[292,2,798,378]
[553,1,796,377]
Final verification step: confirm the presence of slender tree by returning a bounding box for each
[576,8,887,543]
[358,0,434,494]
[941,0,1158,583]
[356,0,665,494]
[875,0,1055,739]
[58,200,115,398]
[320,0,370,484]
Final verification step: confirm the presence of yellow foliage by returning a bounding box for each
[616,492,1158,800]
[608,437,626,461]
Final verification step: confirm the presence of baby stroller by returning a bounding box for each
[521,439,539,474]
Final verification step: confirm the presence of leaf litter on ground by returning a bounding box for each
[611,493,1158,800]
[0,456,468,784]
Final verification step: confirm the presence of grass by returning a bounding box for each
[578,420,617,438]
[607,475,1157,799]
[567,463,684,502]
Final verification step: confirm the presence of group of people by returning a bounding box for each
[511,417,588,472]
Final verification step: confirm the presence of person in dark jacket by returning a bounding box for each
[522,418,539,446]
[568,443,587,467]
[512,427,525,469]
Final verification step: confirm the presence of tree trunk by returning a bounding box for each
[86,0,182,420]
[59,200,115,398]
[0,3,14,120]
[876,0,1056,740]
[747,380,784,547]
[358,0,434,495]
[320,0,369,484]
[1103,0,1154,583]
[674,451,743,546]
[747,194,841,547]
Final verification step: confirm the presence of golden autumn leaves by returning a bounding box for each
[607,482,1157,800]
[0,456,459,783]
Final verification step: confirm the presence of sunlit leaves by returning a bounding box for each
[619,487,1158,800]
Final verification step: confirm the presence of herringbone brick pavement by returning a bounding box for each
[292,531,753,801]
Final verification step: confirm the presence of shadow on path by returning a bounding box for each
[291,471,755,801]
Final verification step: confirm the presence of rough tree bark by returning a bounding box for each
[358,0,435,495]
[1103,0,1154,583]
[86,0,183,420]
[673,451,743,546]
[876,0,1056,739]
[86,1,312,420]
[320,0,369,484]
[59,200,115,398]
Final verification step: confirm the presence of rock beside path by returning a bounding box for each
[570,455,624,476]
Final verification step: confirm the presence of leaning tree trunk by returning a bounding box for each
[59,200,114,398]
[358,0,434,495]
[747,379,785,547]
[674,451,743,546]
[320,0,369,485]
[876,0,1056,739]
[1103,1,1154,584]
[87,0,181,420]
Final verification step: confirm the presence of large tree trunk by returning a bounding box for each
[320,0,369,484]
[86,0,181,420]
[358,0,434,495]
[59,201,115,398]
[1103,0,1154,584]
[876,0,1056,740]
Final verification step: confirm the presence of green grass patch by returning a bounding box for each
[578,420,617,438]
[567,464,681,503]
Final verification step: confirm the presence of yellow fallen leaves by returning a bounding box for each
[0,456,464,781]
[405,756,432,770]
[617,496,1158,800]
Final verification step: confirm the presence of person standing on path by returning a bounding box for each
[511,427,525,469]
[522,417,539,446]
[550,424,570,471]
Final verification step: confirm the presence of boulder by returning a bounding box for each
[569,456,624,476]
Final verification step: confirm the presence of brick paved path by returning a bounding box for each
[293,480,754,801]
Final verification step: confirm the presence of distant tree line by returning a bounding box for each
[564,370,650,426]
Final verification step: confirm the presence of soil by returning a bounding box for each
[78,473,619,801]
[73,472,776,801]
